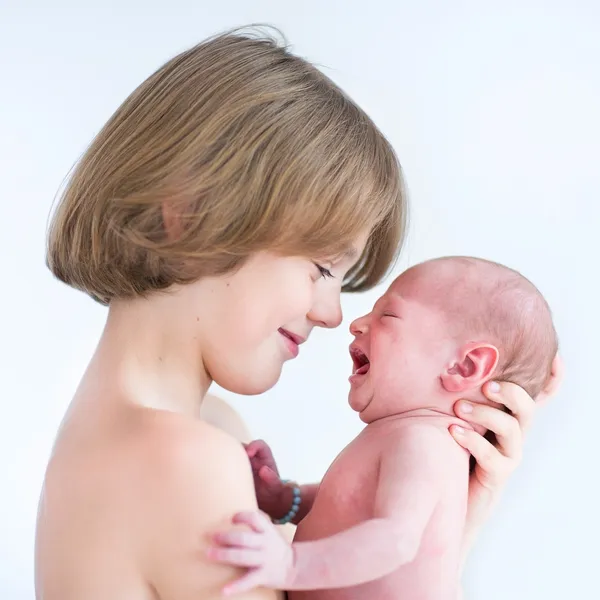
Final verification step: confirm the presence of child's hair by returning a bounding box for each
[46,26,407,305]
[429,257,558,398]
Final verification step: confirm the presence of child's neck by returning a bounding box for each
[85,298,212,417]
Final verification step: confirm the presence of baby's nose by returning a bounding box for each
[349,313,370,336]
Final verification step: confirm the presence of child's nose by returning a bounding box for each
[308,295,343,329]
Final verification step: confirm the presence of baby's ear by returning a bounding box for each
[440,343,499,393]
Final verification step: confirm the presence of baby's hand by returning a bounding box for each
[209,511,294,595]
[244,440,289,519]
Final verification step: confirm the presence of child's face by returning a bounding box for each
[190,234,369,396]
[348,264,455,421]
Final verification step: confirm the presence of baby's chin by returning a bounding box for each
[348,389,372,415]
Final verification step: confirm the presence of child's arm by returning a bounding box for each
[144,418,279,600]
[210,426,448,594]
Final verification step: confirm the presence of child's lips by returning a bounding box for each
[278,328,305,358]
[279,328,306,346]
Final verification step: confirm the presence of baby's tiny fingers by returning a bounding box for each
[213,530,263,549]
[232,510,270,532]
[207,547,262,568]
[223,570,264,596]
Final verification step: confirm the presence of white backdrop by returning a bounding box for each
[1,1,598,598]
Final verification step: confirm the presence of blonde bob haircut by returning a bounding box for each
[47,27,408,305]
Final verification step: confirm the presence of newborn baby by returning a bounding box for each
[210,256,558,600]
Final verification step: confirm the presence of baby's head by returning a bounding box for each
[46,27,406,396]
[349,256,558,422]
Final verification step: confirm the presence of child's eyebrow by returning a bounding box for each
[335,246,359,263]
[329,245,359,265]
[344,246,359,261]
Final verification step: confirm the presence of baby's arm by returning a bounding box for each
[211,426,448,594]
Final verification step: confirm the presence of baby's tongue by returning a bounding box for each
[356,363,370,375]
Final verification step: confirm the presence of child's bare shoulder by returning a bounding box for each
[131,407,256,524]
[137,407,249,476]
[131,408,274,600]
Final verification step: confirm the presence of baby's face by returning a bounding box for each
[349,264,456,421]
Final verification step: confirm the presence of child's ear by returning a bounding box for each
[161,199,183,241]
[440,343,499,393]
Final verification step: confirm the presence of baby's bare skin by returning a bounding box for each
[210,257,556,597]
[291,413,469,600]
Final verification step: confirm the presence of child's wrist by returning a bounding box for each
[273,480,301,525]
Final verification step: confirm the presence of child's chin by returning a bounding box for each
[216,365,282,396]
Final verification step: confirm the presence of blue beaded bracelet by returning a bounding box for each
[273,480,301,525]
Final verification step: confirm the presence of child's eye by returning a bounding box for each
[382,312,398,319]
[313,263,334,279]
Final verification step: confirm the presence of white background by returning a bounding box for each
[1,1,598,598]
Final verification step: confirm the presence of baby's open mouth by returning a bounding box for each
[350,346,370,375]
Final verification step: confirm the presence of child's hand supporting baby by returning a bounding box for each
[245,440,289,519]
[245,440,318,524]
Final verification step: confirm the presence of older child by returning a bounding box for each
[36,27,559,600]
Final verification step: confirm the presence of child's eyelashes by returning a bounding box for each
[313,263,334,279]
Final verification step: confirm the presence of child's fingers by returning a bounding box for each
[259,465,281,487]
[232,511,269,532]
[213,530,263,549]
[454,401,521,460]
[482,381,535,433]
[246,439,269,459]
[245,439,268,459]
[537,354,564,404]
[450,425,502,477]
[207,546,262,567]
[249,440,279,470]
[223,570,264,596]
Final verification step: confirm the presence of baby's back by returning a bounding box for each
[291,416,469,600]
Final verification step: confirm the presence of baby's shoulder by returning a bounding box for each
[379,418,462,458]
[385,418,453,442]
